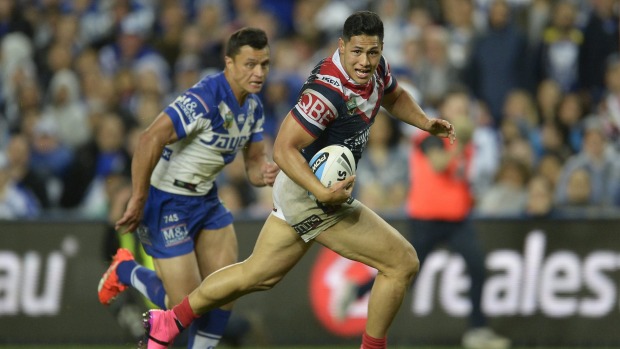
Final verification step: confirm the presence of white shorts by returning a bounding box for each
[271,171,360,242]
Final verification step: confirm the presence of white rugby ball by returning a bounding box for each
[309,145,356,188]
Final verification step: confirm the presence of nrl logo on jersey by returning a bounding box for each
[223,111,234,129]
[346,98,357,115]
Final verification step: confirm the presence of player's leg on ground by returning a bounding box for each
[315,204,419,340]
[187,225,238,348]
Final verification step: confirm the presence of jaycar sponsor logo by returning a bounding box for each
[0,236,78,316]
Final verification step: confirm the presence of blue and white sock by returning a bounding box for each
[187,308,232,349]
[117,260,167,309]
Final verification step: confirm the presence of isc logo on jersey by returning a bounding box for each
[298,92,335,127]
[175,94,205,123]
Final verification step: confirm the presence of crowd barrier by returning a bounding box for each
[0,218,618,346]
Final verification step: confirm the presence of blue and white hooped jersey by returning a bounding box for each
[291,50,397,165]
[151,72,264,196]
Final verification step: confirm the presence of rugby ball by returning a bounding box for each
[309,145,356,188]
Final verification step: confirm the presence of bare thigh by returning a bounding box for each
[241,214,313,287]
[189,215,314,313]
[153,252,201,307]
[152,224,238,308]
[194,224,239,277]
[315,204,416,274]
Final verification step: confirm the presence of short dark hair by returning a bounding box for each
[342,11,384,42]
[225,27,269,58]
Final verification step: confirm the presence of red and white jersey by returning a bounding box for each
[291,49,398,164]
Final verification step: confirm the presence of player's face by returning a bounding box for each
[226,45,270,96]
[339,35,383,85]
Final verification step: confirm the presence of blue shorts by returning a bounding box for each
[136,185,234,259]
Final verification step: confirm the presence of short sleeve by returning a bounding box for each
[164,89,213,139]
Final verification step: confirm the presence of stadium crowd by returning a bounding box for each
[0,0,619,221]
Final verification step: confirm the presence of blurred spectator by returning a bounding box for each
[532,0,582,92]
[536,150,564,189]
[523,0,552,49]
[193,1,231,70]
[600,54,620,149]
[464,0,529,125]
[41,69,91,148]
[501,89,539,139]
[535,120,572,162]
[406,112,510,349]
[132,92,160,130]
[261,72,302,139]
[555,92,586,153]
[0,153,40,219]
[397,33,423,89]
[416,25,460,108]
[0,0,34,39]
[6,133,49,209]
[535,78,562,124]
[313,0,355,41]
[98,15,169,87]
[563,167,592,206]
[554,116,620,207]
[1,32,36,129]
[522,174,557,218]
[356,110,408,214]
[10,78,42,134]
[169,54,202,101]
[29,117,74,205]
[35,14,80,90]
[504,136,536,172]
[476,155,530,217]
[440,0,478,75]
[578,0,619,106]
[60,113,130,213]
[152,2,187,68]
[432,86,500,200]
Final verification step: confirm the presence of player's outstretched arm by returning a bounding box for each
[381,84,456,143]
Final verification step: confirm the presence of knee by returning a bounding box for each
[380,244,419,283]
[404,246,420,282]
